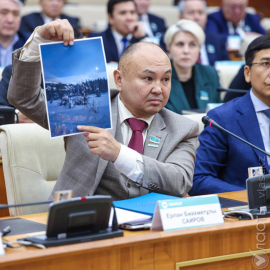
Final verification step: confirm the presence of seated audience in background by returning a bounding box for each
[178,0,230,66]
[223,34,259,102]
[206,0,265,37]
[164,19,220,115]
[189,35,270,195]
[8,19,199,200]
[0,65,33,122]
[89,0,148,63]
[134,0,167,38]
[0,65,12,106]
[20,0,80,34]
[0,26,82,123]
[0,0,29,67]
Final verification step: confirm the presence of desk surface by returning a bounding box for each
[0,191,268,270]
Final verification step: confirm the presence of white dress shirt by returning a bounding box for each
[41,13,60,24]
[200,43,210,66]
[250,89,270,168]
[227,20,246,38]
[111,30,132,57]
[19,28,154,183]
[139,13,154,37]
[114,95,154,182]
[0,34,19,67]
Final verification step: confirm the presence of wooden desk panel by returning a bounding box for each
[0,191,268,270]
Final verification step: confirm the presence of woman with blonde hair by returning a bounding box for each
[164,19,220,114]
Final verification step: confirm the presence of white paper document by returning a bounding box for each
[109,208,152,226]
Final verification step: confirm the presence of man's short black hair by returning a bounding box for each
[107,0,135,16]
[245,35,270,66]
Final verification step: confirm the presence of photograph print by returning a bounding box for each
[40,37,112,138]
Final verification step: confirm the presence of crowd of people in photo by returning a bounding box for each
[2,0,270,199]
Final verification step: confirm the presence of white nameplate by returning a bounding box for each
[0,233,5,256]
[151,195,224,231]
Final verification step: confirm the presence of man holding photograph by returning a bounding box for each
[8,19,198,200]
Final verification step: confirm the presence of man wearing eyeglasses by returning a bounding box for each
[189,35,270,195]
[205,0,265,37]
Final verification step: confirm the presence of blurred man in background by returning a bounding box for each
[179,0,230,66]
[89,0,148,63]
[206,0,265,37]
[20,0,80,34]
[0,0,29,67]
[134,0,166,38]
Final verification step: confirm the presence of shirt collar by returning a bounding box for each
[140,13,149,22]
[117,94,155,127]
[41,13,60,23]
[111,29,132,43]
[0,33,19,49]
[250,88,270,113]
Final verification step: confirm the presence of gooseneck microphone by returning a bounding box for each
[202,116,270,158]
[217,87,249,94]
[0,200,53,210]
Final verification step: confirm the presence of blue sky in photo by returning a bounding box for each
[40,38,107,84]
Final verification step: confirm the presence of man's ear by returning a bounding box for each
[108,14,113,26]
[244,65,251,83]
[113,70,123,92]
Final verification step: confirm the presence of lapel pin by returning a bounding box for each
[149,135,161,144]
[148,143,159,148]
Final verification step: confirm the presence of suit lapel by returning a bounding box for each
[37,13,46,25]
[236,93,269,173]
[171,63,190,111]
[106,28,120,62]
[91,93,119,193]
[143,112,168,159]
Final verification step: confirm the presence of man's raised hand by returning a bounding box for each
[37,19,74,46]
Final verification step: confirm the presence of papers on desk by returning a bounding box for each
[109,208,151,227]
[0,233,5,256]
[113,192,179,216]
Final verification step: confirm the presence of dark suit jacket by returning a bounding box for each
[190,91,268,195]
[20,12,81,34]
[165,62,220,114]
[89,27,142,63]
[206,10,266,37]
[0,65,12,107]
[205,32,230,66]
[147,13,167,36]
[14,31,30,50]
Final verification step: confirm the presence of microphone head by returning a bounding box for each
[202,116,212,126]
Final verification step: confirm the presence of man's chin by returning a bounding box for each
[2,31,16,37]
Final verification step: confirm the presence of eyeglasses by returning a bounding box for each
[248,61,270,70]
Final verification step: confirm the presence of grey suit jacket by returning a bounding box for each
[8,48,199,199]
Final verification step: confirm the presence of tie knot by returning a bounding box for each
[127,118,147,133]
[122,37,127,42]
[262,109,270,119]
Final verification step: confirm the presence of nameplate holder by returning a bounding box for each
[151,195,224,231]
[0,233,5,256]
